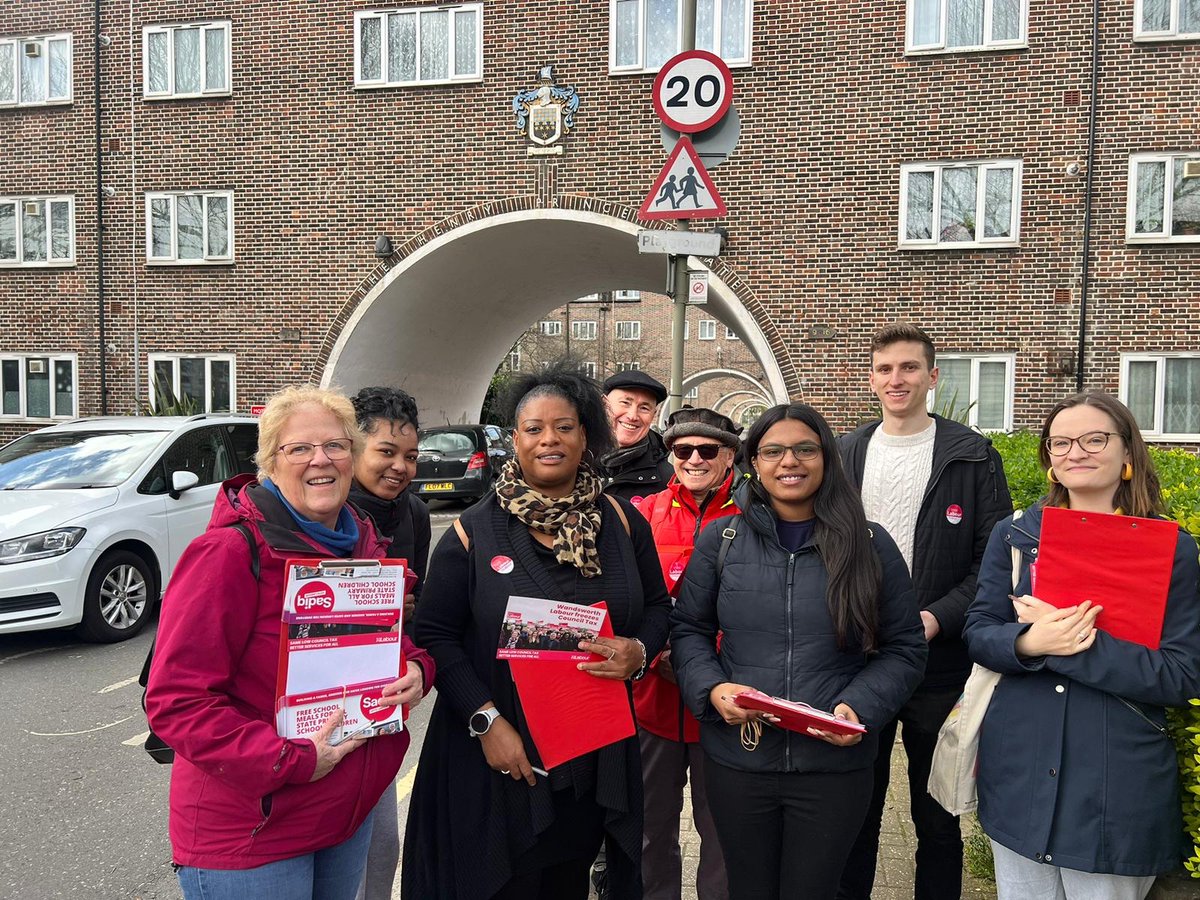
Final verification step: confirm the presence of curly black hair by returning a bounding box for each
[349,386,420,435]
[499,361,616,460]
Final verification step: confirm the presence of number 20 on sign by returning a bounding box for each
[652,50,734,134]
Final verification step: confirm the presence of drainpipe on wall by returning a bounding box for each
[1075,0,1101,392]
[96,0,108,414]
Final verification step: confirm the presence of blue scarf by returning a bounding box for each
[261,478,360,556]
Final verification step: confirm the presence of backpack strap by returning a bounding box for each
[716,514,741,581]
[603,493,632,537]
[453,518,470,551]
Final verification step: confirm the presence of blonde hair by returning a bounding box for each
[255,385,363,480]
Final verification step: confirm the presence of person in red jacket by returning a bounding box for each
[145,386,434,900]
[635,407,742,900]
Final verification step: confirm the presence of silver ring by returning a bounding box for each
[606,647,616,661]
[501,769,510,775]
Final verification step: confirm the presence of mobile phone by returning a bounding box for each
[328,722,373,747]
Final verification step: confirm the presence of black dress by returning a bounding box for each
[348,482,431,600]
[401,494,671,900]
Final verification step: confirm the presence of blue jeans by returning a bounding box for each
[178,813,374,900]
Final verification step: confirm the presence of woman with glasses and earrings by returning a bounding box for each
[964,390,1200,900]
[145,385,434,900]
[669,403,927,900]
[401,364,672,900]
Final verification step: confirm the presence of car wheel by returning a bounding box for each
[75,550,156,643]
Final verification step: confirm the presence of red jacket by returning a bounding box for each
[145,476,434,869]
[633,471,738,742]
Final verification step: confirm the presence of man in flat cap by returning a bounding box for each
[599,371,674,505]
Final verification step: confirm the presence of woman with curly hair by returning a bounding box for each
[401,364,672,900]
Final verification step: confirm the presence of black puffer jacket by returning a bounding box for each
[669,481,927,774]
[601,431,674,503]
[838,415,1011,687]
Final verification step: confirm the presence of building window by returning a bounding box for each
[143,22,231,99]
[614,289,641,301]
[0,196,75,266]
[929,354,1014,431]
[580,361,598,379]
[355,4,482,88]
[615,320,642,340]
[1121,354,1200,439]
[572,321,598,341]
[616,361,641,372]
[900,161,1022,249]
[906,0,1027,53]
[538,320,563,336]
[507,347,521,371]
[610,0,752,73]
[0,34,72,107]
[1127,154,1200,242]
[685,386,699,400]
[578,293,600,302]
[1135,0,1200,39]
[0,354,76,419]
[145,191,233,263]
[149,354,235,413]
[725,326,739,340]
[698,320,717,340]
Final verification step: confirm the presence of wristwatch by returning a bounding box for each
[469,707,501,738]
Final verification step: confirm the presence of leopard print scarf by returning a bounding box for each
[494,458,605,578]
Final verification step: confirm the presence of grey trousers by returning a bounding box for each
[990,839,1156,900]
[640,728,729,900]
[355,781,398,900]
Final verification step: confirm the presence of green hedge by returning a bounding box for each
[990,432,1200,876]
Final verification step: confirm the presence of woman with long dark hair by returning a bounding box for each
[670,403,927,900]
[965,391,1200,899]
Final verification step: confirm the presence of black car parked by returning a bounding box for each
[412,425,511,503]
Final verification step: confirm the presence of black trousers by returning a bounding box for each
[704,759,873,900]
[837,682,964,900]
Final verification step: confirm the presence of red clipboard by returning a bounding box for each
[733,690,867,736]
[1036,507,1178,650]
[508,602,636,770]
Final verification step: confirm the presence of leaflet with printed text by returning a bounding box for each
[496,595,607,661]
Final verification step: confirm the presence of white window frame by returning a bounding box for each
[1134,0,1200,39]
[905,0,1028,54]
[615,320,641,340]
[145,191,234,264]
[899,160,1022,249]
[616,361,641,372]
[354,4,483,89]
[0,196,75,267]
[0,33,73,107]
[725,326,739,340]
[685,386,699,400]
[698,320,717,340]
[148,353,236,413]
[142,22,231,100]
[538,320,563,336]
[927,353,1015,432]
[508,348,521,370]
[1120,353,1200,441]
[0,353,78,419]
[609,0,754,73]
[614,289,641,301]
[571,320,598,341]
[1126,153,1200,243]
[580,361,598,379]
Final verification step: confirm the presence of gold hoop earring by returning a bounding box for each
[1122,462,1133,482]
[1046,467,1060,485]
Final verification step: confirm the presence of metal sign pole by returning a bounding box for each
[667,0,698,416]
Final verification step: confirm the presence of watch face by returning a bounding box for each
[470,711,490,734]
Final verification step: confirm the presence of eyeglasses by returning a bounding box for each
[671,443,724,461]
[1043,431,1120,457]
[757,442,821,462]
[276,440,353,463]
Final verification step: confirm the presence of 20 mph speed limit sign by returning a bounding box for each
[652,50,734,134]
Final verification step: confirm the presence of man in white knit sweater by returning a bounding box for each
[837,323,1011,900]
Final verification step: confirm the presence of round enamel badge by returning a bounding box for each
[490,555,514,574]
[945,504,963,525]
[669,560,687,582]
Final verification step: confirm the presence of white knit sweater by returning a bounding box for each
[860,419,936,572]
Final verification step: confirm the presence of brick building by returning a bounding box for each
[2,1,1198,445]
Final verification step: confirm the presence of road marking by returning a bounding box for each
[26,714,135,737]
[395,763,419,802]
[123,730,151,747]
[0,645,69,666]
[98,675,140,694]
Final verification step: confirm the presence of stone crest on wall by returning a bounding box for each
[513,66,579,156]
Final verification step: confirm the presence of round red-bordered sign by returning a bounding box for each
[652,50,734,134]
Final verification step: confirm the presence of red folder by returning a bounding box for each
[733,690,867,736]
[1036,507,1179,650]
[508,602,636,770]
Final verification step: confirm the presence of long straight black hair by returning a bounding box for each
[746,403,881,652]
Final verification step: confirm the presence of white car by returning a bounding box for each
[0,415,259,642]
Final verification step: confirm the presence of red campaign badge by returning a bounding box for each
[630,496,645,507]
[490,555,514,575]
[668,560,686,583]
[945,504,963,525]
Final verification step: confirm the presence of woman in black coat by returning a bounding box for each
[670,403,927,900]
[401,366,672,900]
[965,391,1200,899]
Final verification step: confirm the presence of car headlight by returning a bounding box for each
[0,527,87,564]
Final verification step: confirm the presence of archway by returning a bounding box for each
[319,204,793,425]
[657,367,772,427]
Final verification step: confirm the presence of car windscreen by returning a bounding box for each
[0,430,171,489]
[418,430,478,456]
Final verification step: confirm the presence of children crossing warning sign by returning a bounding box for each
[639,136,727,221]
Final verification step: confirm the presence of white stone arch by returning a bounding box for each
[657,367,772,427]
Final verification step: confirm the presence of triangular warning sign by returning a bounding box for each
[639,136,727,221]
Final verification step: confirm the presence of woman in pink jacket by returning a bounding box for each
[145,385,433,900]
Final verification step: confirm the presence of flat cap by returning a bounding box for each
[662,407,742,450]
[602,371,668,404]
